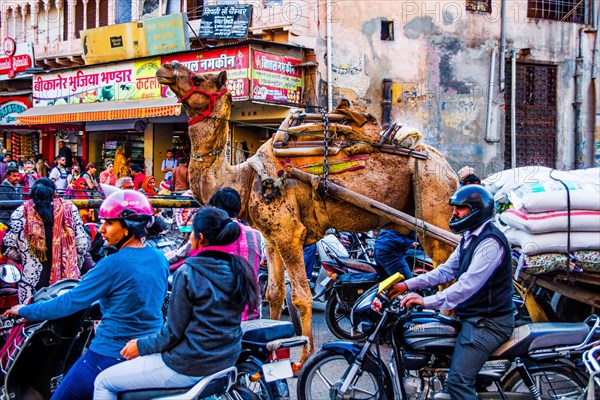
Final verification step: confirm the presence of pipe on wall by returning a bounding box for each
[382,79,392,128]
[500,0,507,92]
[485,48,498,142]
[510,50,517,168]
[574,28,584,169]
[326,0,333,112]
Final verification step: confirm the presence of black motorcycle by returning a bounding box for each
[322,245,433,342]
[297,273,599,400]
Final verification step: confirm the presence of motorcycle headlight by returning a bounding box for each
[350,284,379,332]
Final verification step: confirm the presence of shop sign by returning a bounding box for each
[82,14,190,66]
[3,38,16,57]
[161,46,251,100]
[0,42,34,80]
[32,57,164,106]
[144,14,189,56]
[0,97,31,124]
[251,50,302,105]
[198,5,252,39]
[81,22,147,65]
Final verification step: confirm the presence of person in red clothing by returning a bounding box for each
[19,161,39,196]
[99,160,117,186]
[129,164,145,190]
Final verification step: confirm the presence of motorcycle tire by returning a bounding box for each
[325,295,368,342]
[285,282,302,336]
[236,360,276,400]
[501,364,589,399]
[297,349,390,400]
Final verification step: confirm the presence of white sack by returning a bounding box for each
[507,181,600,213]
[482,167,600,201]
[499,209,600,233]
[504,228,600,255]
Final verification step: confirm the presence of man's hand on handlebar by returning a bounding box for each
[388,282,409,299]
[400,293,425,309]
[2,304,24,318]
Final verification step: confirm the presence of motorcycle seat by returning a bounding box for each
[242,319,295,344]
[337,272,379,283]
[117,376,228,400]
[333,256,377,274]
[493,322,590,357]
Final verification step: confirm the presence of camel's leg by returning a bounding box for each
[275,234,314,363]
[264,239,285,320]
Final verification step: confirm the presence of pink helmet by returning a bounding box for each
[98,190,153,220]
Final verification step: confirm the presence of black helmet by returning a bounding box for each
[448,185,495,234]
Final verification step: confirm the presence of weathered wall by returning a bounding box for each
[306,1,598,175]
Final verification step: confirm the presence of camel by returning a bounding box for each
[155,64,458,361]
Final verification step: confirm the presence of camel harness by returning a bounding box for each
[179,72,228,126]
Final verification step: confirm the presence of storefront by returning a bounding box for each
[161,42,304,166]
[16,58,184,173]
[16,41,307,178]
[0,41,41,169]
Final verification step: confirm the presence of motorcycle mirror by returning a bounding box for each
[0,264,21,284]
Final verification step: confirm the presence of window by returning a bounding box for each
[380,20,394,41]
[466,0,491,13]
[186,0,204,21]
[528,0,590,24]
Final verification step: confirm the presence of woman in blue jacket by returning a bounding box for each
[3,190,169,400]
[93,207,260,399]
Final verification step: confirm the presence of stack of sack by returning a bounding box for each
[482,167,600,276]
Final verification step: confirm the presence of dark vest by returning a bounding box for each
[454,223,514,318]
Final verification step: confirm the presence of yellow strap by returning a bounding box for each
[513,280,550,322]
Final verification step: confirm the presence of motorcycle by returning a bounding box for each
[116,367,258,400]
[583,344,600,399]
[297,272,600,400]
[319,234,434,341]
[0,265,98,400]
[236,319,307,400]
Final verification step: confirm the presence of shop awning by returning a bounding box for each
[16,97,181,125]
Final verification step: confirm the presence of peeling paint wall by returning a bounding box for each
[309,0,598,174]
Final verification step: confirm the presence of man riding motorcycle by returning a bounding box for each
[390,185,514,400]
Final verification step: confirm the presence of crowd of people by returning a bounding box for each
[0,145,191,225]
[0,151,512,400]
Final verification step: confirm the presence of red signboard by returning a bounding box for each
[161,46,250,100]
[251,50,302,105]
[0,42,34,80]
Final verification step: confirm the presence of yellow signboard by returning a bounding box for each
[81,22,148,65]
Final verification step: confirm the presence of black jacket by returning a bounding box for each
[137,251,244,376]
[454,223,514,318]
[0,180,22,226]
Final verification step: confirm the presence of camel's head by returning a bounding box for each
[156,62,230,112]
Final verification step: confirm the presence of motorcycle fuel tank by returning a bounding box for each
[399,314,458,355]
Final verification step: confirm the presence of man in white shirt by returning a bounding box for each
[161,150,178,186]
[49,156,69,191]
